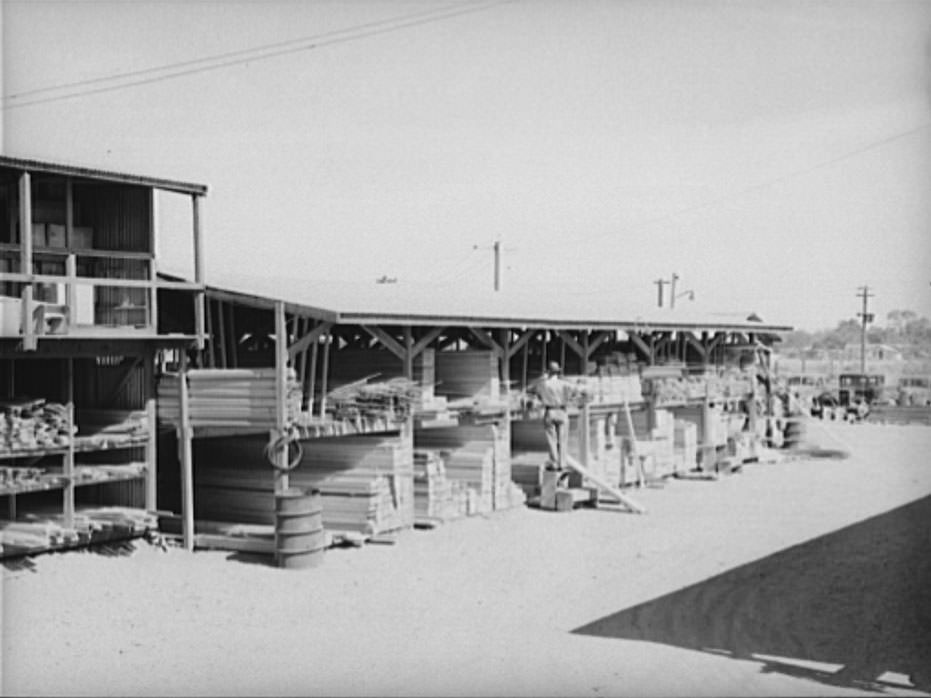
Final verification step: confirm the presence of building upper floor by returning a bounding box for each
[0,156,206,349]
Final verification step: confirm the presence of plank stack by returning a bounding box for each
[415,424,516,513]
[74,408,149,449]
[191,433,413,537]
[0,398,72,453]
[412,449,457,523]
[157,368,302,429]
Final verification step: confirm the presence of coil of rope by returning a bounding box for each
[264,425,304,472]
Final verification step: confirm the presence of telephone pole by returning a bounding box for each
[856,285,875,374]
[654,278,669,307]
[493,240,501,292]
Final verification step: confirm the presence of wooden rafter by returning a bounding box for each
[412,326,444,358]
[555,330,585,359]
[506,329,535,359]
[362,325,406,361]
[468,327,503,355]
[288,321,334,358]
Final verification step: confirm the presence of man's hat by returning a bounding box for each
[547,361,562,374]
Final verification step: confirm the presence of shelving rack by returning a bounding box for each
[0,156,206,558]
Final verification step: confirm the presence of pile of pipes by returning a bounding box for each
[0,399,72,453]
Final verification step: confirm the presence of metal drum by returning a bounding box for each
[275,487,325,569]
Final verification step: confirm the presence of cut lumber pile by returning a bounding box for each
[324,377,422,423]
[157,368,302,429]
[565,374,643,404]
[74,408,149,449]
[415,424,519,512]
[0,506,156,558]
[674,420,698,472]
[412,449,458,522]
[191,433,413,536]
[0,466,66,494]
[435,350,499,400]
[510,453,543,499]
[0,398,73,453]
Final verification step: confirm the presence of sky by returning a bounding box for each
[1,0,930,331]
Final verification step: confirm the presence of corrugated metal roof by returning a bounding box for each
[202,271,794,333]
[0,156,207,195]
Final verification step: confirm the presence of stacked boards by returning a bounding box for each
[415,424,520,514]
[190,432,413,537]
[0,399,72,454]
[157,368,302,429]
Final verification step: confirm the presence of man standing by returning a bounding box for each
[529,361,580,470]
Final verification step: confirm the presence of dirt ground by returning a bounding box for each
[3,421,931,697]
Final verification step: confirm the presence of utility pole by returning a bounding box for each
[654,278,669,307]
[856,285,874,374]
[493,240,501,292]
[670,273,680,308]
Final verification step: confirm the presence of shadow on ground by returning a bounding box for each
[573,495,931,692]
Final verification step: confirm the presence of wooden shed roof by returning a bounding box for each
[0,155,208,195]
[200,271,793,334]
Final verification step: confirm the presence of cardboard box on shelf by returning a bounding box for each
[72,226,93,249]
[46,224,66,247]
[31,223,47,247]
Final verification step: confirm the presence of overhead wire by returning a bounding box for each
[521,121,931,255]
[2,0,511,111]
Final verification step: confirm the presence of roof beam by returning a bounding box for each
[506,329,535,359]
[362,325,406,361]
[468,327,503,356]
[288,321,333,359]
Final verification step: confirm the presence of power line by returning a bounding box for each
[523,121,931,255]
[4,2,469,102]
[2,0,511,111]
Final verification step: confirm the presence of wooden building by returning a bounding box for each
[0,156,206,558]
[156,272,791,552]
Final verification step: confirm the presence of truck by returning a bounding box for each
[838,373,885,409]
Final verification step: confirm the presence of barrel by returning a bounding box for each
[275,487,326,569]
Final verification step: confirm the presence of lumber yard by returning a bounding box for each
[0,156,799,564]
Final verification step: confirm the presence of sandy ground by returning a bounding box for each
[3,421,931,697]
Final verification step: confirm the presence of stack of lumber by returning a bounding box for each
[328,348,434,391]
[510,453,543,499]
[412,449,457,522]
[0,466,65,494]
[0,506,156,558]
[157,368,302,429]
[435,350,499,400]
[674,420,698,472]
[566,374,643,404]
[74,408,149,449]
[650,409,675,478]
[325,377,422,423]
[415,424,514,512]
[0,398,72,453]
[191,433,413,536]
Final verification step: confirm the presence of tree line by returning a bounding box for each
[779,310,931,358]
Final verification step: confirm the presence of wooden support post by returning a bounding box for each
[192,194,206,352]
[64,358,75,529]
[204,297,215,368]
[226,301,238,367]
[274,300,289,493]
[216,299,227,368]
[144,354,158,512]
[178,351,195,551]
[307,339,318,413]
[148,188,158,332]
[580,401,591,468]
[19,171,36,351]
[64,179,75,325]
[319,332,330,419]
[403,325,414,380]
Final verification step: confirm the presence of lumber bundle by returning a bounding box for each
[0,398,73,454]
[652,371,753,405]
[412,449,458,522]
[157,368,302,429]
[415,424,518,512]
[434,351,499,400]
[324,377,422,423]
[565,374,644,404]
[0,466,66,494]
[74,408,149,449]
[674,420,698,472]
[0,506,156,558]
[191,433,413,536]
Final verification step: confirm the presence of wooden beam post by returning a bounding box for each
[178,351,195,551]
[64,358,75,529]
[403,325,414,379]
[319,332,330,419]
[144,353,158,512]
[19,171,35,351]
[192,194,206,352]
[274,300,289,493]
